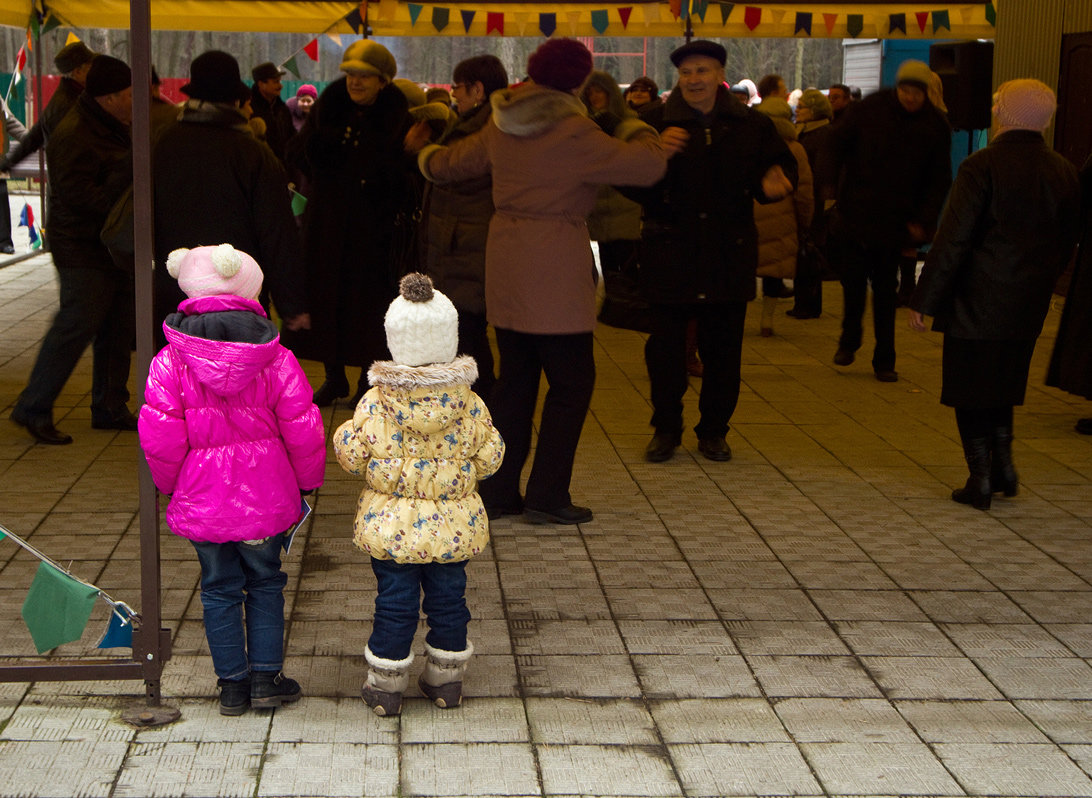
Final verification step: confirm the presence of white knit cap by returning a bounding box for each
[165,244,263,301]
[993,79,1056,132]
[384,273,458,367]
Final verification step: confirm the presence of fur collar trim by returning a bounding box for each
[491,84,587,137]
[367,355,478,390]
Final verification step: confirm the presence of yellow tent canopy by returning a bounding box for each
[0,0,996,38]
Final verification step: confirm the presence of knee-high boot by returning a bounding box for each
[990,424,1019,497]
[953,434,992,510]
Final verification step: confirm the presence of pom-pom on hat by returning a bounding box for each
[994,79,1056,132]
[85,56,132,98]
[385,273,458,367]
[895,59,932,91]
[527,38,593,92]
[340,40,397,81]
[166,244,264,301]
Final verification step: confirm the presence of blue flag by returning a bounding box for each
[97,610,134,649]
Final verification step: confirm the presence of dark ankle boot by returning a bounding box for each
[952,436,992,510]
[990,426,1018,497]
[250,671,301,709]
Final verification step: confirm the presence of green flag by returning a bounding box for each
[41,13,62,35]
[22,562,99,654]
[290,190,307,217]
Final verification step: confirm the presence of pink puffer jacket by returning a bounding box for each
[138,295,325,543]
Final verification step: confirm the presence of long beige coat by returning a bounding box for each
[420,84,666,335]
[755,139,814,279]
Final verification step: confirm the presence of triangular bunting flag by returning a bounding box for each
[408,4,423,26]
[795,12,812,36]
[21,562,99,654]
[916,11,929,32]
[28,11,39,37]
[643,3,662,24]
[744,6,761,30]
[618,7,632,28]
[65,31,80,46]
[41,14,62,35]
[433,7,450,32]
[847,14,863,37]
[566,10,581,33]
[932,10,950,32]
[461,9,476,32]
[986,3,996,26]
[25,29,32,51]
[719,3,734,25]
[282,56,300,78]
[486,12,503,33]
[325,31,342,46]
[303,39,319,61]
[97,610,133,649]
[539,11,556,36]
[591,9,609,33]
[889,13,906,35]
[344,6,363,33]
[378,0,398,21]
[693,0,708,22]
[669,0,681,19]
[512,11,531,35]
[290,190,307,217]
[680,0,689,21]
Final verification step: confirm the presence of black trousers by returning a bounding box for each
[15,253,134,423]
[458,310,495,400]
[0,180,13,250]
[478,328,595,511]
[645,301,747,440]
[835,237,900,371]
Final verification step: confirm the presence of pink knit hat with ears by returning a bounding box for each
[166,244,264,301]
[993,79,1057,132]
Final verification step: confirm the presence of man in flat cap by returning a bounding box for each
[249,61,294,164]
[10,55,137,444]
[627,39,797,464]
[826,59,951,383]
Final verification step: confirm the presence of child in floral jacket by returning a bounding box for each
[334,272,504,715]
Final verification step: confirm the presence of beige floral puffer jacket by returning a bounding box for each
[333,355,505,563]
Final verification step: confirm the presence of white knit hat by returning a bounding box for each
[384,273,458,367]
[994,79,1056,132]
[165,244,263,301]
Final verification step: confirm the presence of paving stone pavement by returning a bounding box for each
[2,253,1092,797]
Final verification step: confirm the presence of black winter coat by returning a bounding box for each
[419,102,494,315]
[2,77,81,171]
[627,86,797,304]
[45,92,131,261]
[1047,155,1092,398]
[281,78,414,367]
[153,101,306,324]
[250,87,295,164]
[828,89,951,246]
[911,130,1081,341]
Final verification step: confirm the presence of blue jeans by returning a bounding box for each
[192,536,287,681]
[368,558,469,660]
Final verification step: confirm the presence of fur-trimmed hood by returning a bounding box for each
[359,355,480,437]
[491,83,587,137]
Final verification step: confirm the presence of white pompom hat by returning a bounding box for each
[166,244,264,301]
[384,273,458,367]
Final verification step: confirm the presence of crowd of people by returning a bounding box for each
[2,35,1091,718]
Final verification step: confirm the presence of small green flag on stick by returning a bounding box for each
[22,562,99,653]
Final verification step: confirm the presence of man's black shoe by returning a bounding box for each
[1,243,15,255]
[786,308,820,319]
[312,380,349,407]
[523,504,593,525]
[1076,418,1092,435]
[833,349,855,366]
[697,437,732,462]
[11,408,73,445]
[91,410,139,431]
[645,432,681,463]
[874,370,899,383]
[218,677,250,716]
[250,671,301,709]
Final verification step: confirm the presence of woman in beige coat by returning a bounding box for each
[419,39,666,524]
[754,97,813,336]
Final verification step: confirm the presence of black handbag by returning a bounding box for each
[598,258,653,334]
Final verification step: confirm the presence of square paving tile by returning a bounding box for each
[537,744,682,796]
[526,697,658,744]
[835,620,961,656]
[669,742,821,796]
[896,699,1050,743]
[634,654,762,699]
[729,621,849,656]
[933,742,1092,796]
[0,740,128,798]
[257,742,398,797]
[860,656,1004,699]
[775,698,919,743]
[800,741,962,795]
[650,698,789,743]
[1017,700,1092,744]
[115,741,264,798]
[746,655,884,698]
[518,654,641,698]
[974,656,1092,699]
[616,620,736,654]
[401,697,529,743]
[401,743,539,796]
[604,588,719,620]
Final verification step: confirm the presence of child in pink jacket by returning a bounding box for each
[138,244,325,716]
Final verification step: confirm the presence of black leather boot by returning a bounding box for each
[990,425,1018,497]
[952,436,992,510]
